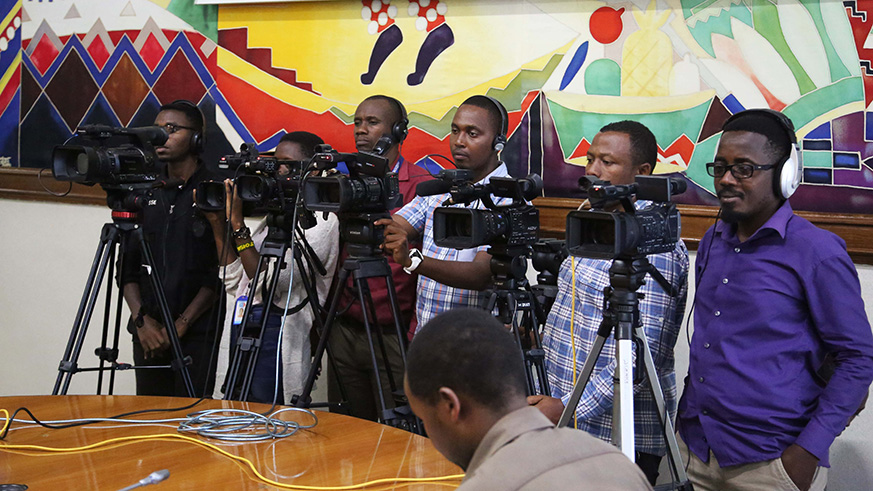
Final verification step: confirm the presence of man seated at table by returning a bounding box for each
[404,308,652,490]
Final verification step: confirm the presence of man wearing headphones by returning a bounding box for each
[528,121,689,485]
[121,99,222,397]
[328,95,433,421]
[378,95,512,331]
[676,109,873,490]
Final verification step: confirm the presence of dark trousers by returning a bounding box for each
[327,315,405,421]
[636,451,662,486]
[132,326,220,398]
[226,305,284,405]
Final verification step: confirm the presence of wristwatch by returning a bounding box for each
[232,225,251,240]
[403,248,424,274]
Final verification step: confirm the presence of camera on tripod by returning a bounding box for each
[52,125,167,187]
[302,144,401,255]
[431,170,542,250]
[196,143,310,223]
[567,175,686,260]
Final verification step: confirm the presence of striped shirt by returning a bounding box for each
[542,204,688,456]
[396,163,512,331]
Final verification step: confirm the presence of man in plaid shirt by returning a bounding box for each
[378,95,512,330]
[528,121,689,485]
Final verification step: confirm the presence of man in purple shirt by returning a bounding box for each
[677,109,873,490]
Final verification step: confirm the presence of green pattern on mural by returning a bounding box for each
[681,0,752,58]
[547,98,711,161]
[802,150,833,169]
[749,0,816,95]
[585,59,621,96]
[686,133,720,195]
[783,77,864,131]
[796,0,852,83]
[167,0,218,42]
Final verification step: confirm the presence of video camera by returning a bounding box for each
[52,125,168,187]
[427,169,542,251]
[301,143,401,255]
[566,175,686,260]
[196,142,309,218]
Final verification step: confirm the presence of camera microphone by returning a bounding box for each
[668,176,687,195]
[519,174,543,200]
[372,135,395,156]
[132,126,170,146]
[416,179,454,197]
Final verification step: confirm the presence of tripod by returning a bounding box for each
[481,245,550,397]
[53,191,194,397]
[223,210,328,404]
[294,212,419,431]
[557,255,690,490]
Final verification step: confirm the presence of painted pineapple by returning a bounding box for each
[621,0,672,97]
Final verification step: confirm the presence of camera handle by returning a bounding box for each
[53,217,195,397]
[556,255,691,490]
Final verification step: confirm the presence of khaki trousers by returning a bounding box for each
[677,433,827,491]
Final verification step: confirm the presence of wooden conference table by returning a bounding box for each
[0,395,462,490]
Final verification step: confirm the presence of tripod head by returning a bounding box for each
[487,244,531,291]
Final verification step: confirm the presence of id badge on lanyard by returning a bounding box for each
[233,295,248,326]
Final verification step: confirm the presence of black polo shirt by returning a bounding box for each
[121,162,221,336]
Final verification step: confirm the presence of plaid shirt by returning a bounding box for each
[542,203,689,456]
[396,163,512,331]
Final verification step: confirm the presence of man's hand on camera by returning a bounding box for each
[224,179,245,229]
[527,395,565,425]
[376,217,411,267]
[137,315,170,359]
[195,189,225,227]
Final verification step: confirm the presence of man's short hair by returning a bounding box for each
[159,99,204,134]
[721,111,792,166]
[460,95,507,138]
[599,120,658,172]
[361,94,406,126]
[278,131,325,159]
[406,308,527,411]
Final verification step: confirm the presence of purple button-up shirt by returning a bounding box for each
[678,200,873,467]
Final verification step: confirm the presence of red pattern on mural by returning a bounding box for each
[846,0,873,107]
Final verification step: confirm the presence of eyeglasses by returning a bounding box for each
[158,123,196,134]
[705,162,776,179]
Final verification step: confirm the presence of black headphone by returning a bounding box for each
[723,108,801,200]
[166,99,206,155]
[382,95,409,144]
[462,95,508,153]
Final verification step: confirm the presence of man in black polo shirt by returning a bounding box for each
[121,100,222,397]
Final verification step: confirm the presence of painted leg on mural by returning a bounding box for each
[407,23,454,86]
[361,24,403,85]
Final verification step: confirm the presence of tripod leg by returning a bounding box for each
[556,333,609,427]
[294,267,350,408]
[96,245,118,395]
[614,336,635,461]
[241,253,286,402]
[635,326,689,483]
[54,224,119,395]
[135,230,195,397]
[354,276,390,420]
[225,252,271,401]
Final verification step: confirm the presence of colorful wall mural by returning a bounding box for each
[2,0,873,214]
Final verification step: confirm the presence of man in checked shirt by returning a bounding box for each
[528,120,689,486]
